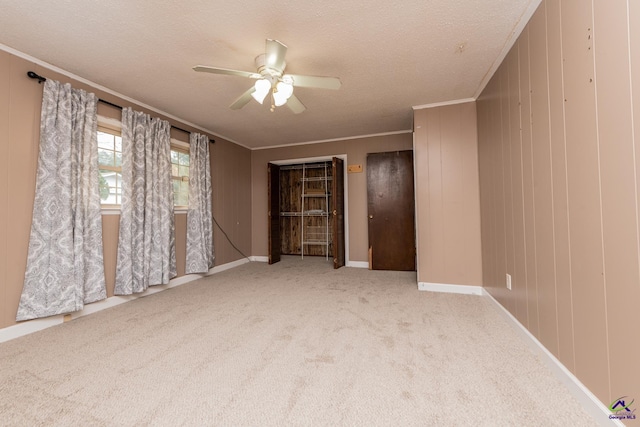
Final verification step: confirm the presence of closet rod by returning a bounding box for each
[27,71,214,143]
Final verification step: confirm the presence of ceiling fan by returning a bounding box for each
[193,39,341,114]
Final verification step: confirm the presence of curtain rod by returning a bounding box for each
[27,71,214,143]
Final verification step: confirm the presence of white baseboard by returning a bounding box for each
[251,257,368,268]
[482,289,622,426]
[207,257,251,274]
[0,316,62,344]
[418,281,483,295]
[0,257,250,344]
[346,261,369,269]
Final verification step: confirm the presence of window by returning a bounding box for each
[171,147,190,208]
[97,126,189,209]
[97,127,123,206]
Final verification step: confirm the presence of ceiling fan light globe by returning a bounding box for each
[273,91,288,107]
[273,82,294,107]
[251,91,268,104]
[277,81,294,99]
[251,79,271,104]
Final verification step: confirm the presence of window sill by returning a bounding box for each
[100,208,189,215]
[101,207,121,215]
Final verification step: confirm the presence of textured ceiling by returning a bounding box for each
[0,0,539,149]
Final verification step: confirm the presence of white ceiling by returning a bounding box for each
[0,0,539,149]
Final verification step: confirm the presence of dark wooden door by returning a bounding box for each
[332,157,345,269]
[366,150,416,271]
[268,163,281,264]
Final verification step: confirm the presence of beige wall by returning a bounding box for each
[477,0,640,408]
[414,103,483,286]
[250,134,413,263]
[0,49,252,330]
[210,138,252,265]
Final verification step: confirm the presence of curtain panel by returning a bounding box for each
[114,108,176,295]
[17,80,106,321]
[185,133,214,274]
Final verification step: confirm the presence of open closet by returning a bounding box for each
[268,157,345,268]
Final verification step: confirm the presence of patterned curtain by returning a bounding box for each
[185,133,214,274]
[114,108,176,295]
[17,80,106,321]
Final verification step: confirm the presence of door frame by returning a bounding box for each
[269,154,350,266]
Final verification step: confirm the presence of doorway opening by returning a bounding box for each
[268,156,346,269]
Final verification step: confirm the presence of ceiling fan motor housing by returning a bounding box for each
[255,54,285,81]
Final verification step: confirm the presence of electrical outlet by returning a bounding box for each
[506,274,512,290]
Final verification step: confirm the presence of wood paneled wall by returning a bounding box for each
[413,102,483,287]
[0,49,252,330]
[210,136,252,265]
[477,0,640,407]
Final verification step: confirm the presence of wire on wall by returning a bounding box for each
[212,214,250,261]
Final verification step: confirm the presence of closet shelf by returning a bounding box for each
[281,163,327,171]
[281,211,329,217]
[301,176,333,182]
[303,225,332,245]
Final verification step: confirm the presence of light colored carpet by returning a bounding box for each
[0,256,598,426]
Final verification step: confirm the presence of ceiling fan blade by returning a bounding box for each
[285,74,342,90]
[229,87,256,110]
[265,39,287,73]
[286,94,306,114]
[193,65,261,79]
